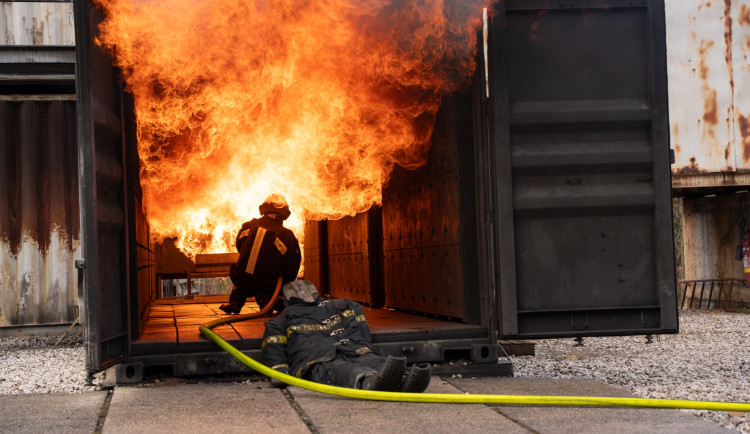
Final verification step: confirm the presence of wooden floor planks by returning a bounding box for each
[135,295,479,345]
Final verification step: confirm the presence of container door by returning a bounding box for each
[487,0,677,337]
[74,0,133,373]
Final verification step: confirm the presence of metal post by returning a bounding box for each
[716,281,723,310]
[680,282,690,309]
[706,281,715,310]
[697,281,706,309]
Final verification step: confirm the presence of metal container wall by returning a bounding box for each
[117,89,155,338]
[382,92,478,320]
[72,0,677,375]
[682,194,747,281]
[135,192,154,334]
[489,1,676,337]
[668,0,750,181]
[678,194,750,309]
[75,0,134,371]
[0,98,80,327]
[0,1,75,46]
[304,92,479,320]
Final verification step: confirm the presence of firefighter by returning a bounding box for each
[220,194,302,315]
[261,280,432,392]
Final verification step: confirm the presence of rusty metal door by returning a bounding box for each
[74,0,134,373]
[486,0,678,338]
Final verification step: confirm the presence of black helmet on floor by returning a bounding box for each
[259,193,291,220]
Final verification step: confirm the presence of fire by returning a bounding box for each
[94,0,488,256]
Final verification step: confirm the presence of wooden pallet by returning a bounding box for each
[498,339,536,356]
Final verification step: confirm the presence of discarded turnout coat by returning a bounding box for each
[228,215,301,307]
[261,297,375,378]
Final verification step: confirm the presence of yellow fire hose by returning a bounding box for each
[200,279,750,412]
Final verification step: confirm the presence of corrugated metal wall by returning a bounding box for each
[682,194,747,280]
[1,2,75,46]
[0,98,80,326]
[668,0,750,303]
[667,0,750,174]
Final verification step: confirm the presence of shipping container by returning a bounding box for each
[668,0,750,193]
[0,97,80,331]
[665,0,750,313]
[75,0,677,381]
[1,1,75,46]
[677,192,750,310]
[0,13,78,333]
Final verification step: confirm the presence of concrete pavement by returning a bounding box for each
[0,376,729,433]
[0,391,107,433]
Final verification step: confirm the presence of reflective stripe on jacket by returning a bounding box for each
[229,216,301,292]
[262,298,374,378]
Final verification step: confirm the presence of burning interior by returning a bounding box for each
[82,0,499,379]
[75,0,677,380]
[95,0,487,256]
[97,0,489,300]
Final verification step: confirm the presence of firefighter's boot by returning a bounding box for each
[219,287,245,314]
[219,302,243,315]
[398,363,431,393]
[361,356,407,391]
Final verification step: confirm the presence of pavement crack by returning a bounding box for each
[486,407,540,434]
[93,388,114,433]
[282,388,319,434]
[443,377,539,434]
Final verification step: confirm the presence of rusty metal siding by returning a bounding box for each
[0,2,75,46]
[733,1,750,167]
[0,98,80,327]
[682,194,746,281]
[679,193,750,309]
[668,0,750,176]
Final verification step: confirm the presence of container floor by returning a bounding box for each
[135,295,481,346]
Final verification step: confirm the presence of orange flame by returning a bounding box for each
[95,0,487,256]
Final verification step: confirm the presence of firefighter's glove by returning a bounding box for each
[269,367,289,389]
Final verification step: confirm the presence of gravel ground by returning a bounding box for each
[511,310,750,432]
[1,310,748,432]
[0,335,102,395]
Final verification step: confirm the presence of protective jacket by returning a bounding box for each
[262,298,375,378]
[228,215,301,306]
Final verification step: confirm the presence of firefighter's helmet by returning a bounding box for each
[259,193,291,220]
[282,280,319,304]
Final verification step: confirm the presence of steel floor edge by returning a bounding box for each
[116,335,507,384]
[131,325,491,356]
